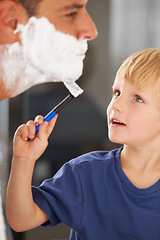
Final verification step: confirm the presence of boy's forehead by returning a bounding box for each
[112,76,136,91]
[113,74,160,98]
[112,74,125,87]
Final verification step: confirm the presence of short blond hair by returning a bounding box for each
[116,48,160,94]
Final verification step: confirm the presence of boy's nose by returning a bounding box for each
[112,97,125,112]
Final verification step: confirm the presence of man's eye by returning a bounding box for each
[134,95,143,103]
[66,12,77,17]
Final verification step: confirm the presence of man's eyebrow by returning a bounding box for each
[59,4,84,11]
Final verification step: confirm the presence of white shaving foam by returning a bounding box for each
[0,17,88,98]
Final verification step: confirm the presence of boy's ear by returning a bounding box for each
[0,0,28,44]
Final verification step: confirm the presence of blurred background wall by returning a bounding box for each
[1,0,160,239]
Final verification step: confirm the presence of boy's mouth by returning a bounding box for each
[111,119,126,126]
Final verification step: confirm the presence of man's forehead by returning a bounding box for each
[35,0,89,17]
[59,0,88,4]
[53,0,88,8]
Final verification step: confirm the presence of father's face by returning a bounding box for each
[0,0,97,100]
[34,0,97,39]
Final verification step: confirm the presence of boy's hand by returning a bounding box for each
[6,115,58,232]
[13,115,58,162]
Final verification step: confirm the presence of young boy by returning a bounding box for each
[6,48,160,240]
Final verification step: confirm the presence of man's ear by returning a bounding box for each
[0,0,28,44]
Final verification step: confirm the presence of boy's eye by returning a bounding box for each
[134,95,143,103]
[113,90,120,97]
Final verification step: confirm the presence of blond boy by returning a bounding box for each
[6,48,160,240]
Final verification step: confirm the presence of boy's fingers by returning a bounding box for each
[15,124,29,141]
[34,115,44,125]
[15,114,58,142]
[47,115,58,134]
[26,120,36,140]
[38,115,58,139]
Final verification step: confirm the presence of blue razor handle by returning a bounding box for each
[35,110,57,134]
[35,94,74,134]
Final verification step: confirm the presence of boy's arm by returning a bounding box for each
[6,115,58,232]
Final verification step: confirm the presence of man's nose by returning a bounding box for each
[77,10,98,40]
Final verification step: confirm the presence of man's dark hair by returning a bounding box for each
[18,0,42,17]
[0,0,42,17]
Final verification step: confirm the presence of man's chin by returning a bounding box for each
[0,87,11,100]
[0,78,25,100]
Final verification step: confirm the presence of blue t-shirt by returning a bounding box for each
[32,148,160,240]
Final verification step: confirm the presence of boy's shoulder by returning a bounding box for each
[68,147,122,168]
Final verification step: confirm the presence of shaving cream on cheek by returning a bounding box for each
[0,17,87,99]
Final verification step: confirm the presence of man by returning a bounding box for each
[0,0,97,100]
[0,0,97,239]
[0,0,97,43]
